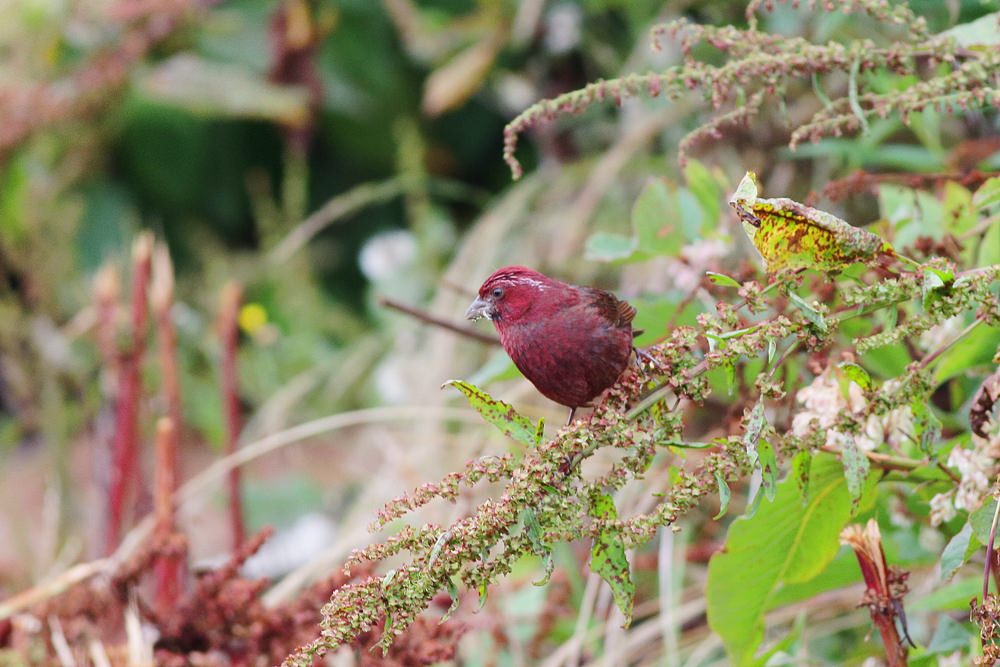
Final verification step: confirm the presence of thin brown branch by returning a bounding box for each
[378,296,500,346]
[808,169,1000,205]
[820,445,922,473]
[106,233,153,555]
[917,314,985,371]
[218,281,246,550]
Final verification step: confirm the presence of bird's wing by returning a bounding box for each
[584,287,636,328]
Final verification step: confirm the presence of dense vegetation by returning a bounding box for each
[1,1,999,665]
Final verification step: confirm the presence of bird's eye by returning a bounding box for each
[492,287,504,299]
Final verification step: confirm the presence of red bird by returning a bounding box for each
[465,266,638,424]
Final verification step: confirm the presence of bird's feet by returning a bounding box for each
[633,346,662,372]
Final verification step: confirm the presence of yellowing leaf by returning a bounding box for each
[729,172,893,273]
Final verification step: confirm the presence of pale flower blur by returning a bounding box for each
[791,369,914,453]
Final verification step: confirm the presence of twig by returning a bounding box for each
[378,297,500,345]
[809,169,1000,205]
[820,445,921,473]
[268,178,408,264]
[218,281,246,550]
[985,495,1000,601]
[0,559,113,619]
[0,406,485,622]
[48,615,76,667]
[106,233,153,555]
[959,211,1000,241]
[916,314,985,371]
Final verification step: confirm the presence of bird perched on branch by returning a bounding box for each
[465,266,639,425]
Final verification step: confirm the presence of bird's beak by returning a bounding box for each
[465,296,492,321]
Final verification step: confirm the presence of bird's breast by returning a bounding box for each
[495,315,632,408]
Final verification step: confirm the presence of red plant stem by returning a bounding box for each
[105,234,153,555]
[842,521,908,667]
[152,245,184,452]
[984,497,1000,601]
[857,562,907,667]
[219,281,245,550]
[93,263,121,390]
[153,417,181,616]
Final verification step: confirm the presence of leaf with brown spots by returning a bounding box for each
[444,379,543,445]
[589,493,634,627]
[729,172,894,273]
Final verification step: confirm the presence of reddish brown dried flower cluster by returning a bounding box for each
[0,526,464,666]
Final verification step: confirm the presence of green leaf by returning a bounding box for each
[427,530,451,570]
[441,578,461,623]
[634,179,683,257]
[921,269,946,307]
[584,232,637,262]
[977,215,1000,268]
[766,547,863,610]
[729,171,892,273]
[838,362,871,391]
[744,483,766,520]
[723,360,736,396]
[743,399,766,466]
[478,581,489,610]
[973,177,1000,211]
[792,450,811,504]
[707,454,875,665]
[758,440,778,502]
[942,181,977,236]
[707,271,742,288]
[767,338,777,365]
[683,159,723,230]
[926,615,975,654]
[970,499,999,546]
[750,612,806,667]
[521,509,554,586]
[788,292,828,333]
[444,380,541,445]
[939,11,1000,49]
[939,522,978,582]
[584,179,687,264]
[933,323,1000,383]
[910,575,980,611]
[714,471,731,520]
[840,438,870,511]
[589,493,634,627]
[912,399,943,455]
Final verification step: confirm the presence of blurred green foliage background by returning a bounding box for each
[2,0,1000,663]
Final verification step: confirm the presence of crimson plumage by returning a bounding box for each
[465,266,637,414]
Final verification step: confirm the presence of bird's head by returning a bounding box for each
[465,266,558,325]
